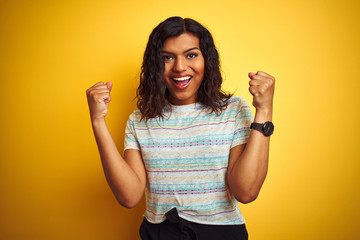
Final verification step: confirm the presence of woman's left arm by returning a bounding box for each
[227,71,275,204]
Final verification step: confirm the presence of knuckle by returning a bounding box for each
[90,91,96,98]
[256,71,266,76]
[252,75,261,80]
[264,81,271,88]
[267,79,274,88]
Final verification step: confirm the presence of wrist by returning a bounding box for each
[91,117,106,129]
[254,108,273,123]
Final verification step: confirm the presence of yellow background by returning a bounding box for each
[1,0,359,239]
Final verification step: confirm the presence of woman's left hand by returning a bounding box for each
[248,71,275,112]
[228,71,275,203]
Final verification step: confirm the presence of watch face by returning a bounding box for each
[263,121,274,136]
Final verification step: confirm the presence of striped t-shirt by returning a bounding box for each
[124,96,253,225]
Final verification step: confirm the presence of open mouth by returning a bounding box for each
[172,76,192,89]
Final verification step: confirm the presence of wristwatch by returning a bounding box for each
[250,121,274,136]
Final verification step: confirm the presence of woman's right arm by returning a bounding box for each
[86,81,146,208]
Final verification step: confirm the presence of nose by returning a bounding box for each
[173,57,187,72]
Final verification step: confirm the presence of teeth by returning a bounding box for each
[173,76,192,81]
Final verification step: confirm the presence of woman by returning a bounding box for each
[86,16,275,240]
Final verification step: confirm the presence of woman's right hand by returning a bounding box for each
[86,81,113,122]
[86,81,146,208]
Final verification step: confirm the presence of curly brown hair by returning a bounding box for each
[137,16,232,120]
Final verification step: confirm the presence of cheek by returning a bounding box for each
[195,61,205,76]
[195,57,205,73]
[163,63,172,76]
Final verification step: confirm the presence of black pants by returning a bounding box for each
[139,208,248,240]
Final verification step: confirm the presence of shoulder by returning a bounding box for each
[224,96,253,122]
[226,96,251,111]
[127,110,143,124]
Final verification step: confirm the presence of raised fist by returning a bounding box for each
[86,81,113,121]
[248,71,275,111]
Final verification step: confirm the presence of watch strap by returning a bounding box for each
[250,122,264,132]
[250,121,274,136]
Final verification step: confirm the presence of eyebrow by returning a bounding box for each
[162,47,200,55]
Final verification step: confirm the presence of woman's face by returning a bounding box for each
[162,33,205,105]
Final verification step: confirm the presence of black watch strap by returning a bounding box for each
[250,121,274,136]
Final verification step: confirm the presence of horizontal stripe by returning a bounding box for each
[147,167,227,173]
[150,182,224,187]
[141,140,232,148]
[130,126,235,138]
[147,200,231,209]
[147,194,228,203]
[146,159,227,165]
[147,206,237,216]
[182,208,237,217]
[146,164,225,170]
[149,189,227,195]
[143,149,231,155]
[145,209,242,224]
[150,175,223,182]
[145,155,228,162]
[135,120,236,131]
[150,186,226,193]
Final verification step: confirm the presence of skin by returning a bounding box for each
[162,33,205,105]
[86,33,275,207]
[227,71,275,203]
[86,82,146,208]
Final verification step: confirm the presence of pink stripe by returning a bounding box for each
[147,167,227,173]
[142,140,231,148]
[136,120,235,131]
[150,189,226,195]
[145,208,237,217]
[234,128,249,134]
[150,187,226,193]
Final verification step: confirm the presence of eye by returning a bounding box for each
[187,53,198,59]
[162,55,174,61]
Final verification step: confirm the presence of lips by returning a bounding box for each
[172,75,192,90]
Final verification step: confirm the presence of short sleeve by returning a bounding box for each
[124,112,141,151]
[231,98,254,148]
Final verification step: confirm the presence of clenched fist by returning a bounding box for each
[248,71,275,112]
[86,81,113,122]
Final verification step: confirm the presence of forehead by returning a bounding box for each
[162,33,200,53]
